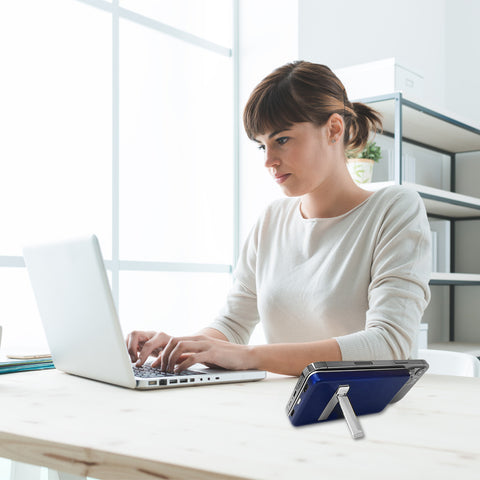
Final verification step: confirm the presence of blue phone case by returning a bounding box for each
[288,367,410,427]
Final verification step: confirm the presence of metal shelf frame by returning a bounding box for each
[361,93,480,341]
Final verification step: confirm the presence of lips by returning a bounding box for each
[274,173,291,184]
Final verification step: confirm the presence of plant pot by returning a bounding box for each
[347,158,375,184]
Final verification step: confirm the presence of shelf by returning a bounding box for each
[362,182,480,218]
[358,93,480,153]
[408,183,480,218]
[430,272,480,286]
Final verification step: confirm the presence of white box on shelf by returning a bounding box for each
[430,230,438,272]
[429,219,451,273]
[385,150,416,183]
[334,58,424,101]
[403,153,416,183]
[418,323,429,350]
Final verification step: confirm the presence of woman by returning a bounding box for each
[127,60,431,376]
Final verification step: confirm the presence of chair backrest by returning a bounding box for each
[418,349,480,377]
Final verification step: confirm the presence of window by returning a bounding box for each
[0,0,236,349]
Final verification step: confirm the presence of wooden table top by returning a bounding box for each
[0,369,479,479]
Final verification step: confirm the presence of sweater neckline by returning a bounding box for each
[297,190,378,222]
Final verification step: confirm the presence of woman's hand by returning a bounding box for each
[126,330,173,365]
[153,334,253,373]
[126,329,254,372]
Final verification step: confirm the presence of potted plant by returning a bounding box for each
[346,141,382,184]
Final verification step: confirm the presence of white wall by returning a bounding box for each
[445,0,480,124]
[299,0,448,111]
[298,0,480,128]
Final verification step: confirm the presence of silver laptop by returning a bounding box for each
[23,235,266,389]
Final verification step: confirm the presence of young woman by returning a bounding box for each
[126,60,431,376]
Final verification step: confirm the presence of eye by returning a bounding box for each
[276,136,289,145]
[257,144,265,151]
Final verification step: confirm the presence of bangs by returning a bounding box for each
[243,78,311,141]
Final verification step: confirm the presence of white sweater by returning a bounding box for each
[210,186,431,360]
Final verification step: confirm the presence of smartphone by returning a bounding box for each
[287,359,428,428]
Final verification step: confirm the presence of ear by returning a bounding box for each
[327,113,344,144]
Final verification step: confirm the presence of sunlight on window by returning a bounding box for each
[0,0,234,351]
[0,268,49,350]
[119,19,233,264]
[0,0,112,257]
[120,0,232,47]
[119,271,233,336]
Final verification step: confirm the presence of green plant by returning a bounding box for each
[346,141,382,162]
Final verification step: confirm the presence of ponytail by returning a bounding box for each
[344,102,383,153]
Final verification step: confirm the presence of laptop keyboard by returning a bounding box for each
[133,364,200,378]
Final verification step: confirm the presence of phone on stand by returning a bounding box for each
[286,359,429,439]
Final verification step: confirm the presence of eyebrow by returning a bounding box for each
[269,128,290,138]
[253,128,291,143]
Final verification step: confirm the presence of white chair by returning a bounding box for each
[418,348,480,377]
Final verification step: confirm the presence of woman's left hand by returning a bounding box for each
[151,334,253,373]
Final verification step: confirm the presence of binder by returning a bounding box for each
[0,356,55,374]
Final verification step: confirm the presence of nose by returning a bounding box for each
[264,146,280,169]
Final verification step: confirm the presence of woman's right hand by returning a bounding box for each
[126,330,172,366]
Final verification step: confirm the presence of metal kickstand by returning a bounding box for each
[318,385,365,439]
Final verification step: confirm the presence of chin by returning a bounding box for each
[280,185,306,198]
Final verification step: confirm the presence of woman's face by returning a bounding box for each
[254,121,342,198]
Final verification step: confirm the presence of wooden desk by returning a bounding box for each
[0,370,479,480]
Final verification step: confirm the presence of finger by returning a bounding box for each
[137,332,169,366]
[126,331,141,362]
[174,350,219,373]
[151,352,189,369]
[173,354,198,374]
[159,336,181,371]
[159,335,202,371]
[166,340,207,373]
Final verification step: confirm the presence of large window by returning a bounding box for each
[0,0,236,349]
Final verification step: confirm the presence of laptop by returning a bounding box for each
[22,234,266,389]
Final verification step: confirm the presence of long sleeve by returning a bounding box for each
[209,280,259,344]
[334,188,431,360]
[208,220,261,345]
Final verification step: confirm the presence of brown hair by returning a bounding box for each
[243,60,382,153]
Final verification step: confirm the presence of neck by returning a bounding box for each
[300,167,372,219]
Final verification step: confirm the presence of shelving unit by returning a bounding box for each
[364,181,480,218]
[360,92,480,342]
